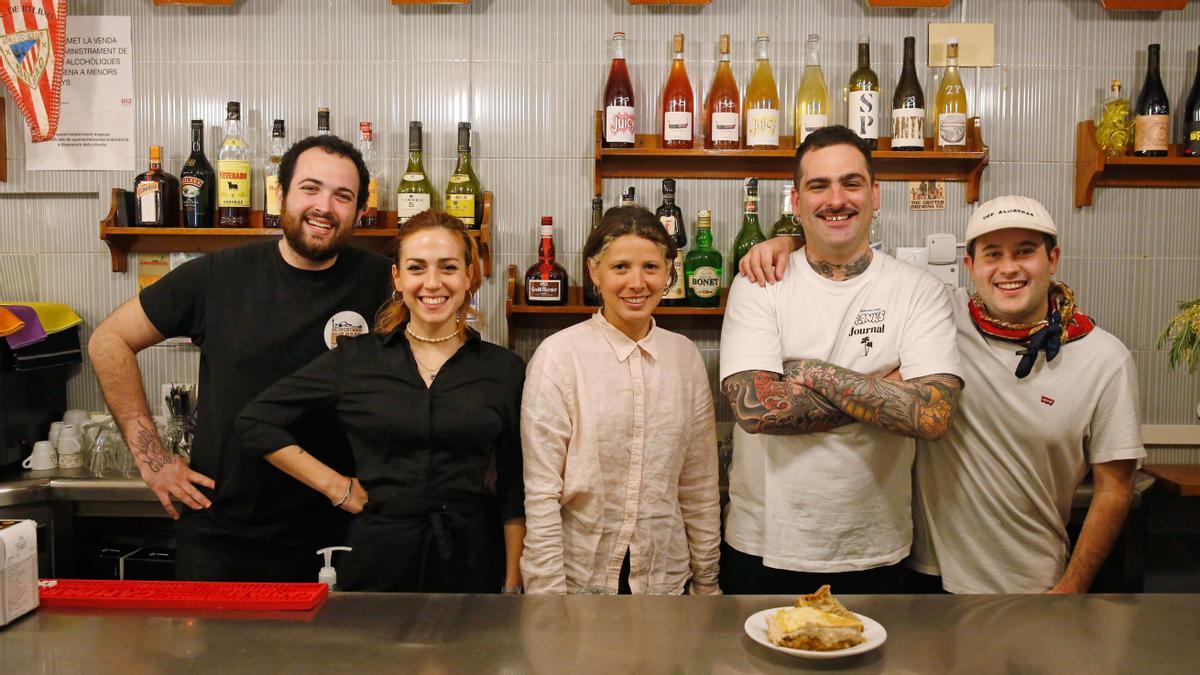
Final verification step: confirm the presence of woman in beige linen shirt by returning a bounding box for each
[520,206,722,595]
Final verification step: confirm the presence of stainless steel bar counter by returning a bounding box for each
[2,593,1197,673]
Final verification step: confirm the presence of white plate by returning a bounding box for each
[743,607,887,660]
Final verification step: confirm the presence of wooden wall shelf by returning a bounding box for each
[866,0,952,7]
[1074,121,1200,207]
[391,0,469,4]
[153,0,236,5]
[594,111,988,203]
[99,188,492,276]
[628,0,711,5]
[1099,0,1188,10]
[504,264,724,349]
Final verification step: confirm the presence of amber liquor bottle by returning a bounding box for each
[134,145,180,227]
[181,120,215,228]
[263,119,285,228]
[524,216,569,305]
[358,121,380,228]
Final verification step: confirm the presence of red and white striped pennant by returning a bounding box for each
[0,1,67,142]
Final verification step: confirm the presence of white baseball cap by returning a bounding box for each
[965,195,1057,248]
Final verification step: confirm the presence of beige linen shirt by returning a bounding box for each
[520,311,721,595]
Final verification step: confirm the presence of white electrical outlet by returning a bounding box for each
[927,263,960,288]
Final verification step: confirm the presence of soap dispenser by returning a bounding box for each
[317,546,352,590]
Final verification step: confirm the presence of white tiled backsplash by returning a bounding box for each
[0,0,1197,436]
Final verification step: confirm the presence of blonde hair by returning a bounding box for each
[374,210,482,335]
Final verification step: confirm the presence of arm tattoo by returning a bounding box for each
[789,359,961,440]
[130,418,177,472]
[721,370,855,435]
[806,250,873,281]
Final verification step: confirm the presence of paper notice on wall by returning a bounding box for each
[24,16,133,171]
[908,181,946,211]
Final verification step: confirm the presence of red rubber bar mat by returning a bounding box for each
[38,579,328,611]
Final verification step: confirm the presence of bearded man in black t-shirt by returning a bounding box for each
[88,135,392,581]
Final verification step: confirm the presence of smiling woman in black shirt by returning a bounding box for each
[236,211,526,593]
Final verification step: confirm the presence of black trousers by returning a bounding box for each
[718,542,906,595]
[176,528,320,582]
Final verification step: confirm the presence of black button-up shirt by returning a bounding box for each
[236,326,526,522]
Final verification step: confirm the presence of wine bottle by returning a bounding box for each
[358,122,379,228]
[661,33,694,149]
[934,38,968,151]
[771,182,803,241]
[446,122,482,230]
[730,178,767,274]
[134,145,180,227]
[621,186,636,207]
[263,119,285,228]
[1096,80,1133,157]
[704,34,740,149]
[1135,43,1169,157]
[317,107,330,135]
[1185,46,1200,157]
[685,210,722,308]
[795,33,830,145]
[891,36,925,151]
[603,32,636,149]
[181,119,215,228]
[847,34,880,149]
[744,33,780,149]
[657,179,687,306]
[524,216,569,306]
[583,197,604,306]
[216,101,251,228]
[397,121,438,224]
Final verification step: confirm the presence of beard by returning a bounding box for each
[280,206,355,262]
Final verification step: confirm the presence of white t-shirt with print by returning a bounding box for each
[910,287,1145,593]
[719,250,962,572]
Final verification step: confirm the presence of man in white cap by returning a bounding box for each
[739,194,1144,593]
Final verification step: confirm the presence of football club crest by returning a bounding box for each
[0,2,67,142]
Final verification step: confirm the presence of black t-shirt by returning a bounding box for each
[139,240,392,553]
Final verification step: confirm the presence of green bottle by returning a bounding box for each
[685,210,722,307]
[770,182,804,242]
[445,122,482,230]
[396,121,439,224]
[730,177,766,274]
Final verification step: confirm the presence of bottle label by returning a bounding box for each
[937,113,967,147]
[527,279,563,302]
[367,179,378,210]
[216,159,251,208]
[664,111,692,141]
[181,176,205,212]
[848,91,879,140]
[890,108,925,149]
[606,105,636,144]
[711,112,739,142]
[660,214,677,236]
[799,114,828,143]
[403,172,425,181]
[136,180,160,224]
[746,108,779,146]
[397,193,431,223]
[689,266,720,298]
[448,174,470,184]
[265,175,281,216]
[1134,114,1169,152]
[664,258,685,300]
[446,193,476,225]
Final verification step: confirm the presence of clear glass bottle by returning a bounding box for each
[744,33,780,149]
[1095,80,1133,157]
[795,34,830,145]
[263,119,285,228]
[771,182,803,241]
[704,34,740,149]
[603,32,636,148]
[661,33,694,149]
[358,122,379,228]
[216,101,251,228]
[934,39,968,151]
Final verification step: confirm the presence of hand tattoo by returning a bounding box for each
[131,418,176,472]
[807,249,872,281]
[722,370,854,435]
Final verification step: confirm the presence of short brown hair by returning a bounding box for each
[374,210,482,335]
[582,205,678,290]
[794,125,875,185]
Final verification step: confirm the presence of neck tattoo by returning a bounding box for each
[807,249,872,281]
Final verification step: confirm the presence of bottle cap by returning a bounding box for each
[408,121,423,150]
[719,34,730,54]
[613,31,626,40]
[226,101,240,118]
[673,33,684,53]
[859,34,870,44]
[756,32,769,41]
[457,122,471,151]
[190,119,203,127]
[272,119,285,136]
[662,178,676,194]
[540,216,553,226]
[149,145,161,161]
[359,121,372,140]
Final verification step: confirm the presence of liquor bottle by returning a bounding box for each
[181,119,215,228]
[524,216,569,305]
[1185,47,1200,156]
[1095,80,1133,157]
[621,186,636,207]
[446,122,482,230]
[216,101,251,228]
[134,145,180,227]
[744,33,780,149]
[685,210,722,308]
[661,33,694,149]
[603,31,636,149]
[795,33,830,145]
[847,34,880,149]
[657,179,687,306]
[358,122,380,228]
[263,119,285,228]
[704,34,740,149]
[397,121,439,224]
[891,36,926,151]
[1134,44,1169,157]
[770,182,804,242]
[583,197,604,306]
[317,107,330,135]
[934,38,968,151]
[730,178,767,273]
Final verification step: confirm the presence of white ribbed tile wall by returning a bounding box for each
[1,0,1198,433]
